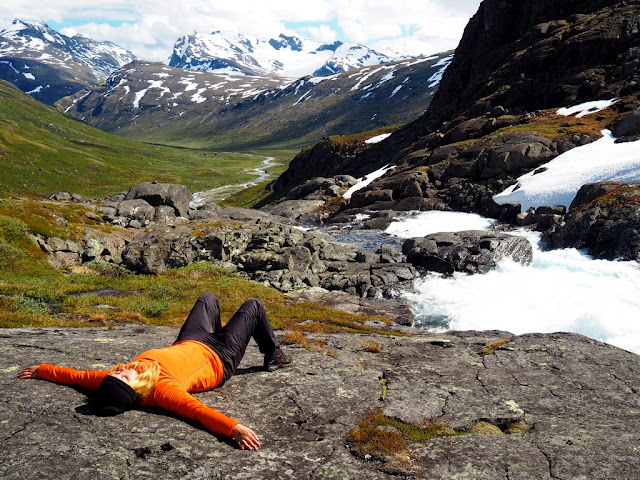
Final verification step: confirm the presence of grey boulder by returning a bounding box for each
[125,182,191,217]
[403,230,533,274]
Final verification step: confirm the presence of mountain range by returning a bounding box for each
[58,53,452,149]
[167,30,403,78]
[0,19,135,105]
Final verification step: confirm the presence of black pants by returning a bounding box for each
[175,293,279,382]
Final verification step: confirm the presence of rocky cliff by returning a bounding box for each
[272,0,640,223]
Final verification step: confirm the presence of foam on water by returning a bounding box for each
[390,213,640,354]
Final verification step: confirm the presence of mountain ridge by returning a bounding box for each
[268,0,640,223]
[58,52,453,149]
[0,19,135,105]
[166,29,404,78]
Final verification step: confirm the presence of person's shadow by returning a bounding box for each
[72,387,237,449]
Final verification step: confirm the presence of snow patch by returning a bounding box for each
[343,164,396,199]
[493,130,640,212]
[0,60,19,73]
[427,54,453,88]
[556,99,618,118]
[190,88,207,103]
[365,133,392,144]
[25,85,43,94]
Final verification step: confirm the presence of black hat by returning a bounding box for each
[94,375,137,416]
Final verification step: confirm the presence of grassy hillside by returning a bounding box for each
[0,80,291,199]
[0,197,390,338]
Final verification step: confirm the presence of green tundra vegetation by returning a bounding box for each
[0,80,293,199]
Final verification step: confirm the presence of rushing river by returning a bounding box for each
[195,162,640,354]
[329,211,640,354]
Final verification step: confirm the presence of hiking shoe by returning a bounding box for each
[264,347,292,371]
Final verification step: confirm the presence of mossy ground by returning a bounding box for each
[0,198,392,340]
[348,407,456,469]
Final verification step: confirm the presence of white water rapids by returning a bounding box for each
[382,211,640,355]
[188,155,640,354]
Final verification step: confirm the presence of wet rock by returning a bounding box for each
[516,205,566,230]
[403,230,533,274]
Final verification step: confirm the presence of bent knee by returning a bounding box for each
[243,298,265,312]
[198,292,219,306]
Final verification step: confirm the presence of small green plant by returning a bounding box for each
[141,300,170,318]
[0,239,24,268]
[348,408,455,467]
[13,296,51,314]
[83,261,131,279]
[0,215,28,243]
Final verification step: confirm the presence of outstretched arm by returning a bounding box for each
[150,380,260,450]
[17,363,109,389]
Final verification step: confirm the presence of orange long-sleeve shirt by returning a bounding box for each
[37,340,239,437]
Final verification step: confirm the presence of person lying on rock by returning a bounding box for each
[17,292,291,451]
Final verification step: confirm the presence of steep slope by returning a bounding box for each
[167,30,401,78]
[272,0,640,219]
[0,80,268,198]
[0,19,135,105]
[58,53,452,149]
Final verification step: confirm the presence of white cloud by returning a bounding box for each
[0,0,482,61]
[304,25,339,44]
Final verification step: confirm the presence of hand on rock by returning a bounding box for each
[231,423,260,450]
[17,365,39,379]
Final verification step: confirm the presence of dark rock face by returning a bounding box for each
[516,205,566,230]
[124,182,191,218]
[403,230,533,274]
[270,1,640,225]
[422,0,640,130]
[3,327,640,479]
[272,138,368,195]
[614,107,640,138]
[544,182,640,260]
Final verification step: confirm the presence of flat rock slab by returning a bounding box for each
[1,327,639,479]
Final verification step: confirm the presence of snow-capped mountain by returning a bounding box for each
[0,19,135,105]
[167,30,403,78]
[59,52,452,148]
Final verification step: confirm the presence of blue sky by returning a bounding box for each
[1,1,483,61]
